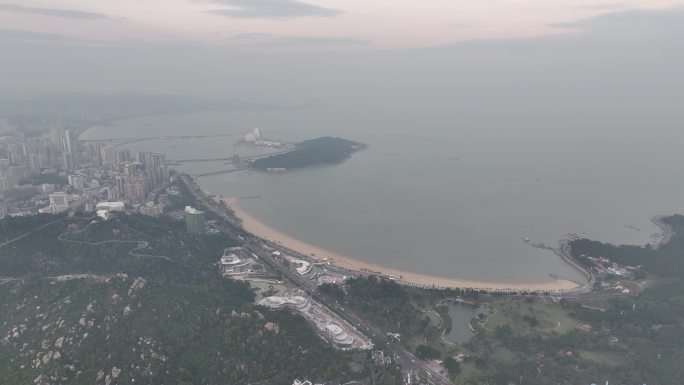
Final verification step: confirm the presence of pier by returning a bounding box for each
[81,133,236,147]
[168,150,292,164]
[193,168,246,177]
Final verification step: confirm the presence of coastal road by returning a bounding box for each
[244,239,454,385]
[179,174,454,384]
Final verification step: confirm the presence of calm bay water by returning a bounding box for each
[83,104,684,284]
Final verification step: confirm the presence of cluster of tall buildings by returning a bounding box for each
[0,126,70,193]
[89,146,169,202]
[1,119,171,216]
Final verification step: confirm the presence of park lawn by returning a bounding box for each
[486,299,578,337]
[453,361,482,384]
[404,333,459,360]
[424,310,444,329]
[490,346,522,366]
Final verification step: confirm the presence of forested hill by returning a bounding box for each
[570,214,684,278]
[563,214,684,384]
[0,214,359,385]
[251,136,365,171]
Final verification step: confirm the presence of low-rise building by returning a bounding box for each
[139,202,163,217]
[48,192,69,213]
[259,294,372,350]
[41,184,55,193]
[96,201,125,212]
[219,247,252,275]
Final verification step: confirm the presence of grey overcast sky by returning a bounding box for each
[0,0,682,48]
[0,2,682,105]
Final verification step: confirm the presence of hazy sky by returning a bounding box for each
[0,0,682,48]
[0,2,682,103]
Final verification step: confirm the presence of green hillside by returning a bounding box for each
[251,137,364,171]
[0,214,362,385]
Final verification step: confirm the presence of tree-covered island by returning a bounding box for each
[250,137,366,171]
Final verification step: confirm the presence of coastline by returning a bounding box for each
[651,215,673,248]
[219,196,580,293]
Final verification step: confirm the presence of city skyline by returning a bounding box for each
[0,123,171,217]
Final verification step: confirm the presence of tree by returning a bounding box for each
[443,356,461,376]
[415,345,440,360]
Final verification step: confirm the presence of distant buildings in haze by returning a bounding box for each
[241,127,282,148]
[0,117,172,218]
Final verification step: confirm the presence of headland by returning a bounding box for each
[250,136,365,171]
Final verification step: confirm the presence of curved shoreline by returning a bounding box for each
[651,215,673,248]
[220,197,580,293]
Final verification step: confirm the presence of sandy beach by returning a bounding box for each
[220,197,580,293]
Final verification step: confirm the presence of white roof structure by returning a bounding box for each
[253,127,263,141]
[292,381,313,385]
[184,206,203,214]
[259,295,311,312]
[244,127,265,143]
[96,202,125,211]
[294,260,312,275]
[326,324,354,346]
[318,275,335,285]
[258,294,368,349]
[219,248,252,275]
[220,253,242,265]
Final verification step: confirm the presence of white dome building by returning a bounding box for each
[244,133,257,143]
[253,127,263,141]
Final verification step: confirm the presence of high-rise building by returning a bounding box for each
[7,143,28,165]
[62,129,75,154]
[184,206,206,234]
[114,175,127,198]
[62,152,75,171]
[107,187,119,201]
[139,152,168,189]
[122,162,140,177]
[9,165,30,180]
[87,143,106,167]
[117,149,131,164]
[50,126,66,148]
[68,174,85,191]
[61,129,76,171]
[141,152,157,187]
[0,174,19,192]
[123,176,147,202]
[0,158,9,173]
[136,151,146,164]
[46,146,60,169]
[28,154,42,172]
[101,146,117,166]
[26,138,49,170]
